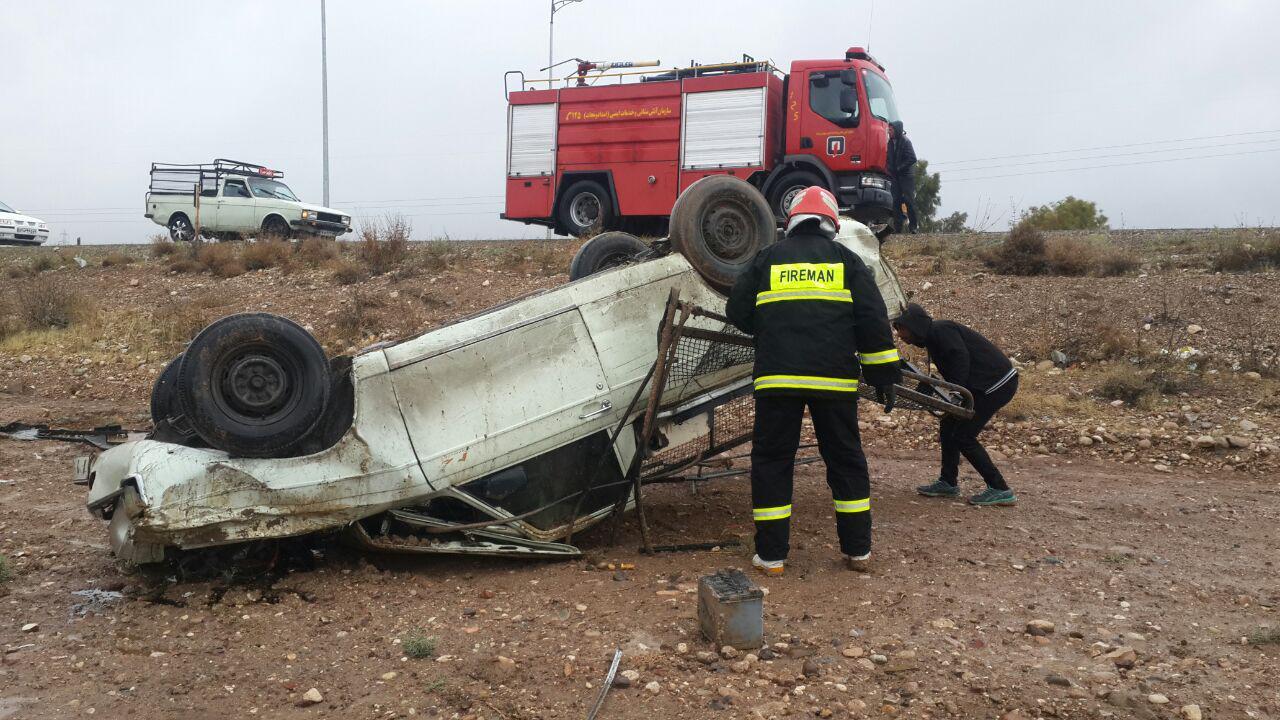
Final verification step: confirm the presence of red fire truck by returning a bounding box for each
[502,48,903,238]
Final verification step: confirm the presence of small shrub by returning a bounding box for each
[242,240,292,271]
[101,252,136,267]
[196,243,246,278]
[151,235,179,257]
[983,222,1047,275]
[402,633,437,659]
[153,300,211,344]
[4,264,30,279]
[1096,365,1152,406]
[14,277,89,330]
[29,254,59,274]
[295,237,341,267]
[166,256,203,274]
[0,553,12,583]
[358,215,412,275]
[1247,626,1280,645]
[329,258,364,286]
[419,242,454,273]
[1212,236,1280,272]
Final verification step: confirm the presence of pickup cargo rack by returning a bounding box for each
[148,159,283,197]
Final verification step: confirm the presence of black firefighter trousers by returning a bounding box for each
[750,395,871,562]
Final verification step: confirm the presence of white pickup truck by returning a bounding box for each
[146,159,352,242]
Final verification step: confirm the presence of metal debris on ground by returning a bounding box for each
[586,648,623,720]
[698,568,765,650]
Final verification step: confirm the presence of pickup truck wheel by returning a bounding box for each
[767,170,826,221]
[177,313,331,458]
[568,231,648,280]
[669,175,776,293]
[261,216,292,240]
[168,214,194,243]
[150,354,183,425]
[557,180,613,237]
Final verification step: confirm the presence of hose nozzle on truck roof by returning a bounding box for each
[575,59,660,85]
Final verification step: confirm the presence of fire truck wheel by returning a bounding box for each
[176,313,331,458]
[568,231,648,280]
[767,170,827,220]
[669,175,776,293]
[557,180,613,237]
[168,214,195,243]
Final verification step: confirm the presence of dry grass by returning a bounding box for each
[295,237,342,267]
[1096,365,1154,407]
[100,252,136,267]
[495,242,567,276]
[1211,235,1280,272]
[328,258,365,286]
[983,224,1137,277]
[151,299,215,346]
[195,244,246,278]
[12,276,90,330]
[998,391,1074,422]
[358,215,412,275]
[150,235,179,257]
[241,239,293,271]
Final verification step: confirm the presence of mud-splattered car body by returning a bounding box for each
[84,253,736,563]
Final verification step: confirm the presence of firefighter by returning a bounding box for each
[726,186,902,576]
[891,303,1019,506]
[889,121,918,233]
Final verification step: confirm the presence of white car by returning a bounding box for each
[0,200,50,246]
[81,177,968,565]
[146,159,352,242]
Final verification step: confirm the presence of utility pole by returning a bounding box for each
[549,0,583,86]
[321,0,331,206]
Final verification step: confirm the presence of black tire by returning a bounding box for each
[168,214,195,243]
[150,354,183,425]
[557,180,613,237]
[176,313,331,458]
[669,175,776,293]
[767,170,827,221]
[260,215,292,240]
[568,231,648,280]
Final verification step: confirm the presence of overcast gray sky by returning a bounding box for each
[3,0,1278,244]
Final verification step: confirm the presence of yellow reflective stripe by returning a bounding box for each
[834,498,871,513]
[754,374,860,392]
[858,348,901,365]
[753,505,792,521]
[756,288,853,305]
[769,262,844,291]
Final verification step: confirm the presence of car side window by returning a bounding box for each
[809,71,858,129]
[223,180,250,198]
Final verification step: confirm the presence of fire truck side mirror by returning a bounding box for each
[840,69,857,86]
[839,88,858,115]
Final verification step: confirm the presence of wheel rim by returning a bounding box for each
[701,198,755,262]
[569,192,601,229]
[211,345,301,425]
[171,219,192,242]
[779,185,805,215]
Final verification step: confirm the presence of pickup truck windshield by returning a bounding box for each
[247,178,300,202]
[0,201,16,214]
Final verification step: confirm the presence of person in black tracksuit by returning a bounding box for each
[888,121,918,234]
[892,303,1019,506]
[726,187,901,575]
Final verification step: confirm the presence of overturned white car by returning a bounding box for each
[81,177,967,565]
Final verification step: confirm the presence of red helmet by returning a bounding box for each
[785,186,840,235]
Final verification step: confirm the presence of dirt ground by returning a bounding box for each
[1,232,1278,719]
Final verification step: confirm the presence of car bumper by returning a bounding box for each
[290,219,351,236]
[0,229,50,246]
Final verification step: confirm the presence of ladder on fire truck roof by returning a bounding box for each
[504,55,780,98]
[148,159,284,196]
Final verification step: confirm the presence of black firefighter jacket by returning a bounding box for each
[725,230,903,398]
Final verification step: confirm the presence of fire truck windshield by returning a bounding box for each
[862,70,901,124]
[247,178,300,202]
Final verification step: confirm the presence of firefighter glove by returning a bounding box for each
[875,384,896,413]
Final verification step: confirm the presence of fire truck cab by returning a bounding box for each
[503,48,903,238]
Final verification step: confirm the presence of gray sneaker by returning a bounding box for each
[916,480,960,498]
[968,487,1017,506]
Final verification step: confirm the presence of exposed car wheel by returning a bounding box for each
[767,170,827,221]
[150,354,183,425]
[168,214,195,243]
[669,175,777,293]
[261,215,292,240]
[177,313,331,458]
[109,486,165,565]
[557,180,613,237]
[568,231,648,280]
